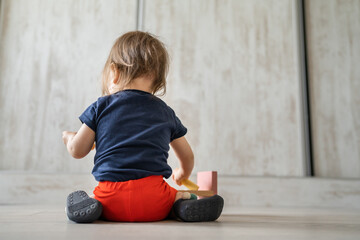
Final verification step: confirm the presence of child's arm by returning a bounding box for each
[170,136,194,186]
[62,124,95,159]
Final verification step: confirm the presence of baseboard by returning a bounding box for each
[1,172,360,213]
[216,176,360,213]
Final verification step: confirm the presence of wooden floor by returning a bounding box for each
[1,205,360,240]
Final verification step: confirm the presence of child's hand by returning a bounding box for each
[172,168,188,186]
[62,131,77,146]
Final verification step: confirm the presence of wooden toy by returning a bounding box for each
[181,179,199,190]
[179,171,218,198]
[197,171,217,199]
[177,190,214,197]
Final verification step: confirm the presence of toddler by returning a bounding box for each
[62,31,223,223]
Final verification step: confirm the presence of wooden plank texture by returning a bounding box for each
[144,0,305,176]
[305,0,360,178]
[0,0,137,172]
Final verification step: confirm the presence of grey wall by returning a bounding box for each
[144,0,306,177]
[305,0,360,178]
[0,0,359,179]
[0,0,306,177]
[0,0,137,173]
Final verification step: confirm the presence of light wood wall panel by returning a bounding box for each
[305,0,360,178]
[0,0,137,172]
[145,0,306,176]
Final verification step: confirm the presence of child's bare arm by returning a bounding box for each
[62,124,95,159]
[170,136,194,186]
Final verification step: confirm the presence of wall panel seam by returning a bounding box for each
[295,0,314,176]
[136,0,144,30]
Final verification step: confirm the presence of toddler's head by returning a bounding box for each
[101,31,169,96]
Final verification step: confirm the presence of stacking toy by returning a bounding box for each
[197,171,217,195]
[181,179,199,190]
[178,172,218,198]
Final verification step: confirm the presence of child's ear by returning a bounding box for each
[110,62,116,72]
[110,63,120,84]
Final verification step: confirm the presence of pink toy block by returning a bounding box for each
[197,171,217,198]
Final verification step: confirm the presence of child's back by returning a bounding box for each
[81,89,187,182]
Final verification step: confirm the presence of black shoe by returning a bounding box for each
[172,195,224,222]
[66,190,102,223]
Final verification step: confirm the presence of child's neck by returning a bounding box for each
[124,76,153,93]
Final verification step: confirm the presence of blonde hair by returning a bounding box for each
[101,31,169,96]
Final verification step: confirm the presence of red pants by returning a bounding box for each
[93,175,178,222]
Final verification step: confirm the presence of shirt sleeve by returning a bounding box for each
[169,108,187,142]
[79,101,97,132]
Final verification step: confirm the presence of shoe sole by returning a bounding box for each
[66,190,102,223]
[173,195,224,222]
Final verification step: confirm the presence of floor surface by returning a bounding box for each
[1,205,360,240]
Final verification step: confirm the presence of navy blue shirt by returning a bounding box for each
[79,89,187,182]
